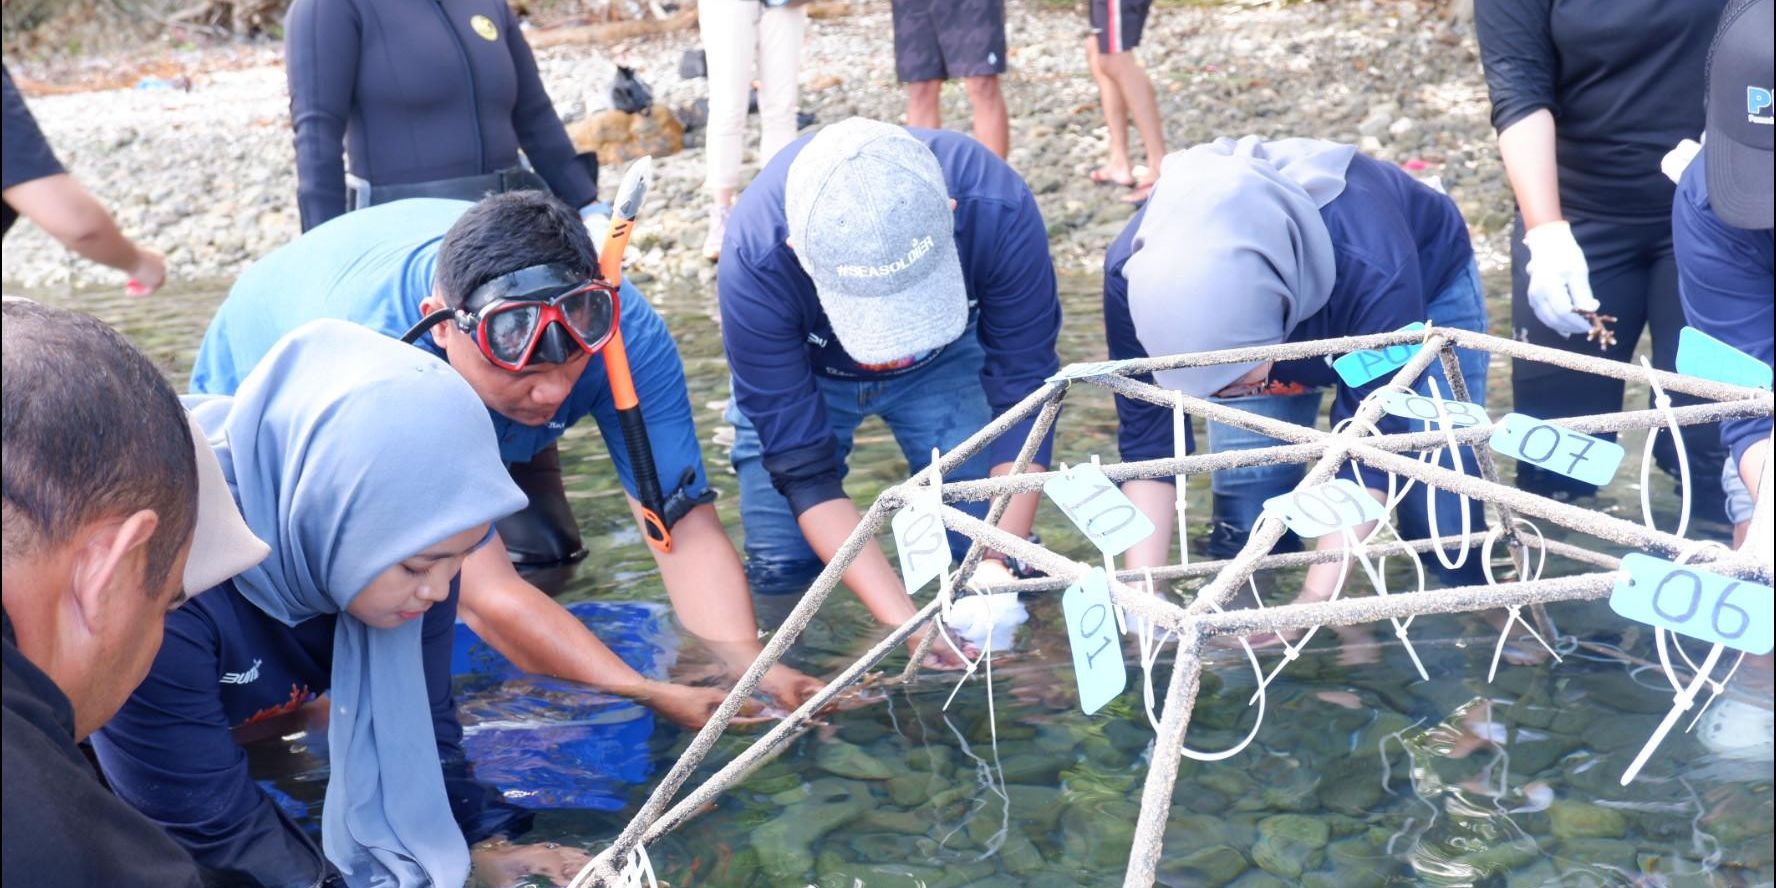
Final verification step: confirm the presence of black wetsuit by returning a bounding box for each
[285,0,597,231]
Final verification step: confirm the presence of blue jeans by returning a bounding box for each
[727,331,995,596]
[1206,261,1491,584]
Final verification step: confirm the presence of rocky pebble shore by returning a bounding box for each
[2,0,1512,293]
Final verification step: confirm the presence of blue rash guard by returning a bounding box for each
[285,0,596,231]
[190,198,711,505]
[1106,153,1475,483]
[90,582,521,888]
[718,128,1062,517]
[1673,155,1775,469]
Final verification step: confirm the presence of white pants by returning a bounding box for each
[698,0,807,195]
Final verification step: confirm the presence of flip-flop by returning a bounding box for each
[1090,167,1138,188]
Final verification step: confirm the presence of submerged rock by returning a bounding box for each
[749,777,873,882]
[814,740,895,780]
[1159,844,1250,887]
[1547,800,1628,840]
[1251,814,1330,879]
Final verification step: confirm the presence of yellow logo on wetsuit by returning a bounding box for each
[470,14,499,41]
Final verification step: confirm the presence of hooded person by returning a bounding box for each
[1102,136,1491,634]
[92,320,590,887]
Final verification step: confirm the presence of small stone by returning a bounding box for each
[1252,814,1330,879]
[1161,845,1249,887]
[1388,116,1418,137]
[1548,800,1628,840]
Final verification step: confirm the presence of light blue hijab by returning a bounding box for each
[187,320,526,887]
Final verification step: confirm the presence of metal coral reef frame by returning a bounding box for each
[573,327,1775,887]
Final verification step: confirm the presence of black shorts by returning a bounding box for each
[891,0,1007,83]
[1090,0,1152,54]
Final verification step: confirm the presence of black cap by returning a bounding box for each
[1704,0,1774,230]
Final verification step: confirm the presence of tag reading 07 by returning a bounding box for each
[1487,412,1625,487]
[1261,478,1386,538]
[891,497,950,594]
[1609,554,1773,655]
[1331,322,1428,388]
[1062,568,1128,715]
[1042,463,1157,556]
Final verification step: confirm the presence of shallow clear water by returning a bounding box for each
[38,270,1772,886]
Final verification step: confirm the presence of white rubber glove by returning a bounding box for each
[1662,138,1702,184]
[1522,221,1600,338]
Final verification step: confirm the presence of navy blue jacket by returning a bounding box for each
[2,613,203,888]
[1674,155,1775,468]
[91,582,524,888]
[1,65,66,237]
[285,0,596,230]
[719,128,1062,516]
[1107,153,1475,485]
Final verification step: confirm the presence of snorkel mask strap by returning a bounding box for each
[400,308,458,345]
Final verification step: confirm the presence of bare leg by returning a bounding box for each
[1086,37,1133,182]
[905,78,944,129]
[962,74,1009,158]
[1098,49,1166,199]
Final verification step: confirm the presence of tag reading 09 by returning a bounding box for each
[1261,478,1386,538]
[1609,554,1773,655]
[1042,463,1157,556]
[1331,322,1428,388]
[1487,412,1625,487]
[1062,568,1128,715]
[890,498,951,594]
[1378,390,1490,429]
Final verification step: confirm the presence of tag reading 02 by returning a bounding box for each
[1487,412,1625,487]
[1331,322,1428,388]
[1378,390,1490,429]
[1062,568,1129,715]
[1609,554,1773,655]
[1675,326,1773,391]
[1261,478,1386,538]
[890,498,951,594]
[1042,463,1157,556]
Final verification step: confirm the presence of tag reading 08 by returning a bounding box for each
[1331,322,1428,388]
[1062,568,1128,715]
[1378,390,1490,429]
[1042,463,1157,556]
[890,498,950,594]
[1260,478,1386,538]
[1487,412,1625,487]
[1609,554,1773,655]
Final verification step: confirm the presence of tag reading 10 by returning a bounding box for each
[1260,478,1386,538]
[1377,390,1490,429]
[1331,322,1428,388]
[1042,462,1157,556]
[1609,554,1773,655]
[890,497,950,594]
[1487,412,1624,487]
[1062,568,1128,715]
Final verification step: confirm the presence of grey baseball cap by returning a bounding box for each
[785,118,968,366]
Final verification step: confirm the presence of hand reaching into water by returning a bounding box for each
[636,679,763,730]
[758,664,826,710]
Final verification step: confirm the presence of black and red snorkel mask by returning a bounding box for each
[402,263,619,371]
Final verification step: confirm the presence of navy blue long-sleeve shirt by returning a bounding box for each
[1107,153,1475,487]
[1673,154,1775,468]
[719,128,1062,517]
[1476,0,1726,222]
[285,0,596,231]
[91,581,525,888]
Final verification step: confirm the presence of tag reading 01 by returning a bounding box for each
[1609,554,1773,655]
[1062,568,1128,715]
[1378,390,1490,429]
[1331,322,1428,387]
[1048,358,1137,384]
[1675,326,1773,391]
[1487,412,1625,487]
[1260,478,1386,538]
[890,498,951,594]
[1042,463,1157,556]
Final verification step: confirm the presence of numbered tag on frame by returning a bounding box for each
[1261,478,1386,538]
[891,497,951,594]
[1675,327,1773,391]
[1378,390,1490,429]
[1331,322,1428,388]
[1043,462,1157,556]
[1609,553,1773,655]
[1048,358,1137,384]
[1488,413,1624,487]
[1062,568,1128,714]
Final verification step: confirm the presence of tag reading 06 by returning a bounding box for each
[1260,478,1386,538]
[1062,568,1128,715]
[1331,322,1428,388]
[1487,412,1625,487]
[1042,463,1157,556]
[1609,554,1774,655]
[891,498,951,594]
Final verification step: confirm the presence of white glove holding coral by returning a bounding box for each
[1522,221,1600,338]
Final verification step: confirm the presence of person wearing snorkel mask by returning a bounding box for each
[190,193,823,728]
[95,321,592,888]
[1104,137,1492,655]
